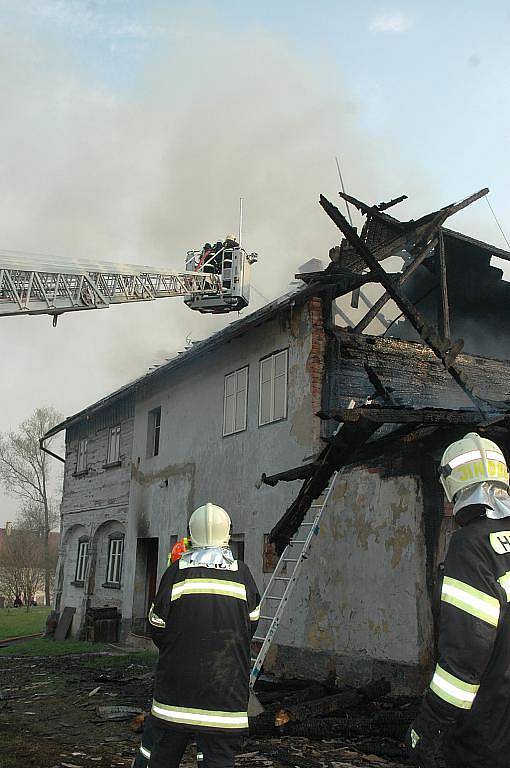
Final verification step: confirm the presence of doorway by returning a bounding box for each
[132,537,159,635]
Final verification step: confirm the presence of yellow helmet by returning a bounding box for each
[225,234,237,243]
[188,503,231,548]
[439,432,509,502]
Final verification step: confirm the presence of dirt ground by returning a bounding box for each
[0,651,410,768]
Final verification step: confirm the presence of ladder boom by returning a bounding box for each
[0,252,223,318]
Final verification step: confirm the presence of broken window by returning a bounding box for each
[76,438,88,474]
[106,424,121,465]
[147,407,162,458]
[106,535,124,585]
[75,538,89,583]
[259,349,288,426]
[223,366,248,436]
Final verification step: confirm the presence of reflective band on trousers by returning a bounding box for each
[148,604,166,628]
[499,571,510,600]
[151,699,248,729]
[430,665,479,709]
[249,604,260,621]
[441,576,500,627]
[171,578,247,602]
[140,745,151,759]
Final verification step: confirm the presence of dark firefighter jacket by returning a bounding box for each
[148,557,260,734]
[425,516,510,768]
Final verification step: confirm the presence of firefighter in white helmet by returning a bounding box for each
[147,503,260,768]
[406,432,510,768]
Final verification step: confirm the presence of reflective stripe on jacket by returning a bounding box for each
[426,516,510,767]
[149,558,260,734]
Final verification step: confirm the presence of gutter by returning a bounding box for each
[40,435,65,463]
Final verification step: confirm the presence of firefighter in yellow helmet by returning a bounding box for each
[147,503,260,768]
[406,433,510,768]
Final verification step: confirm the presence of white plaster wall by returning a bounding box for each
[122,305,318,629]
[277,468,431,665]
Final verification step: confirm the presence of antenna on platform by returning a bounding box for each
[238,197,244,248]
[335,156,353,227]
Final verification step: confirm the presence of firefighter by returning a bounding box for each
[406,432,510,768]
[147,503,260,768]
[132,535,203,768]
[223,234,239,249]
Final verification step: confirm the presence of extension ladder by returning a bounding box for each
[249,471,339,686]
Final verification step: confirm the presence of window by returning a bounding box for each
[107,536,124,584]
[76,438,88,474]
[106,425,121,465]
[259,349,288,426]
[223,366,248,436]
[147,407,162,458]
[230,533,245,562]
[75,539,89,582]
[263,534,279,573]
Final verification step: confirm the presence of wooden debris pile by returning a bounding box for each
[249,676,417,764]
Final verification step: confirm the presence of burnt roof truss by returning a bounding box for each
[265,186,510,553]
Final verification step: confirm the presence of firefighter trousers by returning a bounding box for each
[150,719,240,768]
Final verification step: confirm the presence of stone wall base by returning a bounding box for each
[265,644,429,696]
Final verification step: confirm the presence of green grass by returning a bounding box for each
[0,636,112,656]
[0,605,51,640]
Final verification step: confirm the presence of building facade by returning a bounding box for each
[47,215,510,692]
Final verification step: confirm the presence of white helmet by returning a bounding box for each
[189,503,231,548]
[439,432,509,502]
[225,233,237,243]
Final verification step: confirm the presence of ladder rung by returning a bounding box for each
[311,504,323,508]
[252,638,265,643]
[274,576,290,581]
[300,522,314,526]
[291,539,306,544]
[265,595,283,600]
[260,615,275,621]
[283,558,298,562]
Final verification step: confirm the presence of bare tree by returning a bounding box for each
[18,500,59,537]
[0,529,45,608]
[0,407,63,605]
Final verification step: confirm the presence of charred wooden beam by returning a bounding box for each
[376,194,408,211]
[364,363,395,403]
[319,193,492,417]
[269,417,381,552]
[318,406,506,426]
[350,232,439,333]
[275,678,390,726]
[260,463,318,487]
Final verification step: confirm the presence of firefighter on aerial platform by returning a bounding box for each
[147,503,260,768]
[406,432,510,768]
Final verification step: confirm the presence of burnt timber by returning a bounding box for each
[266,187,510,552]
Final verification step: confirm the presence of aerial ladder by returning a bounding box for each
[0,241,258,322]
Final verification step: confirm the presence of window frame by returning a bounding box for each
[76,438,88,475]
[74,537,89,584]
[147,407,162,458]
[223,365,249,437]
[230,533,245,562]
[258,349,289,427]
[105,533,124,587]
[106,424,121,466]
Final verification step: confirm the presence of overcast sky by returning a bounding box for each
[1,0,510,526]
